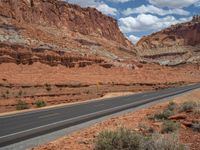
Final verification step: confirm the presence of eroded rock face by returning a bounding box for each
[137,21,200,49]
[136,20,200,65]
[0,0,136,67]
[0,42,113,68]
[0,0,130,47]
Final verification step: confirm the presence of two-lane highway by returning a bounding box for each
[0,83,200,147]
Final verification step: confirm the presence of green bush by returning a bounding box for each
[94,127,142,150]
[144,133,188,150]
[161,120,180,133]
[149,110,174,121]
[94,127,187,150]
[192,123,200,132]
[167,101,177,111]
[193,108,200,115]
[35,100,46,108]
[16,100,29,110]
[179,101,198,112]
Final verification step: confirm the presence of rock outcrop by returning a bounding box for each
[1,0,200,67]
[0,42,115,68]
[136,19,200,65]
[0,0,131,47]
[137,21,200,48]
[0,0,135,67]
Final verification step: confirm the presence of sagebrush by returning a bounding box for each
[94,127,187,150]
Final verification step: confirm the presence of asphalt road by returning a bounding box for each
[0,83,200,147]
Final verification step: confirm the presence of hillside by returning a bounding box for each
[136,17,200,66]
[0,0,135,67]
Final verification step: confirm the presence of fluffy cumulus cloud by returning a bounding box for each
[119,14,191,33]
[148,0,199,8]
[67,0,117,16]
[123,5,190,16]
[128,35,140,44]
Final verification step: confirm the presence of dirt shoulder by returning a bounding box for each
[33,89,200,150]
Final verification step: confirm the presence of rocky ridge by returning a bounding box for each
[0,0,135,68]
[136,16,200,65]
[0,0,130,46]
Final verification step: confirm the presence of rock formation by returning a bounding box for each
[0,0,135,67]
[137,19,200,48]
[136,18,200,65]
[1,0,200,68]
[0,0,131,47]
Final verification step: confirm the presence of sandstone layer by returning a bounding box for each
[0,0,131,47]
[136,17,200,65]
[0,0,135,67]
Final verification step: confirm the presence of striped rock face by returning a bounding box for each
[136,21,200,65]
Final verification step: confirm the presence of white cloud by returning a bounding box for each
[128,35,140,44]
[68,0,117,16]
[96,4,118,16]
[148,0,199,8]
[123,5,190,16]
[119,14,191,33]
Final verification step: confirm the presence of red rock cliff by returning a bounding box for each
[0,0,130,47]
[135,19,200,65]
[136,20,200,49]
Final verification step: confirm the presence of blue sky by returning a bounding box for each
[67,0,200,43]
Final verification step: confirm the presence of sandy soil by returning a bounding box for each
[0,63,199,85]
[100,92,136,98]
[33,89,200,150]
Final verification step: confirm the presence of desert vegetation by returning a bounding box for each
[35,100,46,108]
[16,100,29,110]
[94,127,187,150]
[161,120,180,133]
[148,100,200,133]
[94,100,200,150]
[179,101,199,112]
